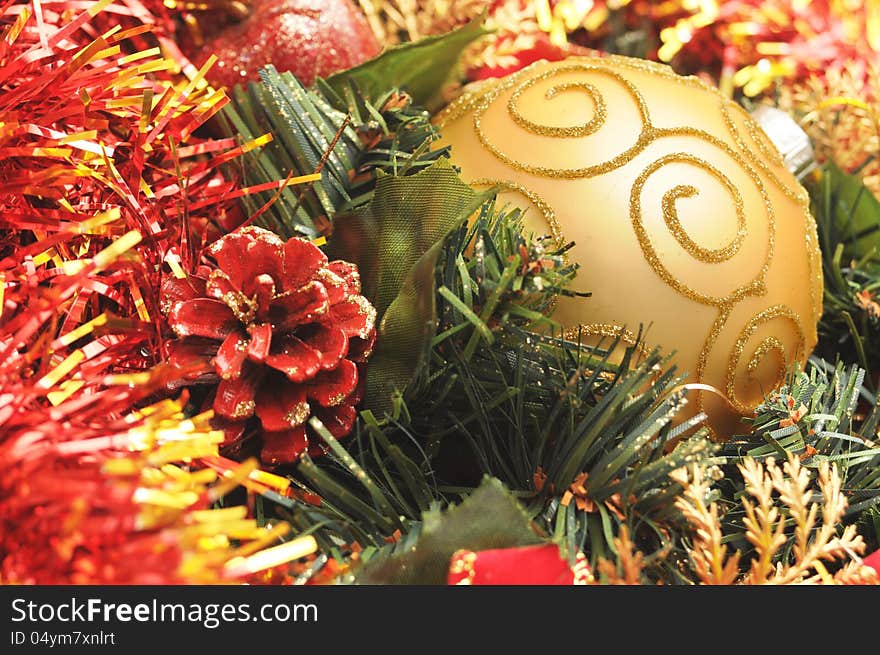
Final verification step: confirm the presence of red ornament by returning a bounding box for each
[162,227,377,464]
[864,549,880,574]
[185,0,381,89]
[447,544,591,585]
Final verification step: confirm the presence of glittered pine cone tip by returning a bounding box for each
[161,226,377,465]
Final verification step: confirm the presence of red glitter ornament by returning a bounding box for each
[185,0,382,89]
[162,227,377,465]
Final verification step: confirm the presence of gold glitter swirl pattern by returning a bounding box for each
[747,337,786,378]
[630,152,757,305]
[469,64,653,179]
[562,323,651,359]
[741,107,786,168]
[725,305,805,413]
[508,78,607,138]
[716,100,822,342]
[719,101,802,203]
[805,218,823,330]
[609,51,811,208]
[662,184,745,262]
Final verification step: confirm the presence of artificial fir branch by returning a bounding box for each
[671,466,741,585]
[416,203,723,577]
[217,68,360,238]
[592,526,648,585]
[738,458,787,581]
[832,560,880,585]
[766,457,859,584]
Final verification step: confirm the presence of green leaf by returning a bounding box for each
[322,13,489,110]
[811,161,880,377]
[824,162,880,261]
[354,476,543,584]
[328,161,490,317]
[327,159,494,414]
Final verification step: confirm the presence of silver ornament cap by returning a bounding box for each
[750,104,816,181]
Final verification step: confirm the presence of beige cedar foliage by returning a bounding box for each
[672,456,875,585]
[593,526,646,585]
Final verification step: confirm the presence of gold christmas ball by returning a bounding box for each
[434,55,823,436]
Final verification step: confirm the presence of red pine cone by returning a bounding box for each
[161,226,377,464]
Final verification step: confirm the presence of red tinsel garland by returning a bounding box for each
[0,0,328,584]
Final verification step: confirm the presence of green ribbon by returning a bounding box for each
[328,159,494,415]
